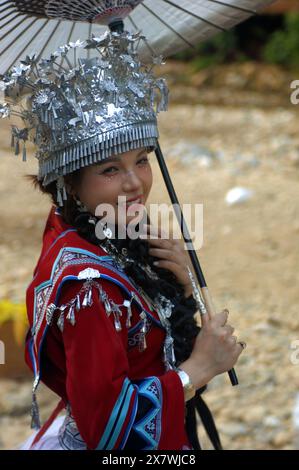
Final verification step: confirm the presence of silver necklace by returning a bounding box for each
[99,223,177,371]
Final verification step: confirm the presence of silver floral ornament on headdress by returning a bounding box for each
[0,29,169,206]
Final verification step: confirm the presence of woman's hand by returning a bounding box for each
[179,310,245,389]
[141,223,193,297]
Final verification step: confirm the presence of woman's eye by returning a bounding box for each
[100,157,148,175]
[102,166,118,175]
[137,157,149,165]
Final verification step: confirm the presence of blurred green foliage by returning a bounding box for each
[173,13,299,70]
[263,13,299,68]
[174,30,240,71]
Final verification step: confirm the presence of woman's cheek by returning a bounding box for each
[145,169,153,196]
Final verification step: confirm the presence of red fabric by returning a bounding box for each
[25,206,191,450]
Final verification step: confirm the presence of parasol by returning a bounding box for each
[0,1,275,74]
[0,0,275,386]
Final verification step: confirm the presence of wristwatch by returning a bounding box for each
[177,368,196,402]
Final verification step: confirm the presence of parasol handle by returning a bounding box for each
[155,141,238,386]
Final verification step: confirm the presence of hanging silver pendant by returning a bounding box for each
[104,299,112,316]
[15,140,19,155]
[57,310,65,332]
[123,299,132,328]
[163,334,176,370]
[98,286,106,303]
[139,332,147,352]
[75,294,81,311]
[22,144,27,161]
[138,311,147,352]
[171,341,176,365]
[113,312,122,332]
[30,391,41,430]
[82,289,90,307]
[87,286,93,306]
[66,304,76,326]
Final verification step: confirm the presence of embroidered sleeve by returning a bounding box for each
[57,279,187,450]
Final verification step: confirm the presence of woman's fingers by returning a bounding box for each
[151,259,182,278]
[143,224,245,358]
[222,325,235,336]
[144,227,192,294]
[142,223,168,239]
[148,247,175,260]
[142,224,183,252]
[200,307,230,329]
[213,309,229,327]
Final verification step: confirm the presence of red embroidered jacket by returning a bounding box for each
[25,206,192,450]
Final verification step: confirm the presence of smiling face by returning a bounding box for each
[75,147,153,225]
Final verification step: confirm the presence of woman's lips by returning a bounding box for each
[125,197,143,206]
[116,196,144,209]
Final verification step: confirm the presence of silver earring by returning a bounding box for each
[56,176,68,207]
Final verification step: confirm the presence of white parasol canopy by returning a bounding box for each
[0,0,275,74]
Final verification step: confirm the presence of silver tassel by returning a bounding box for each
[66,304,76,326]
[87,286,93,306]
[113,311,122,332]
[22,144,27,162]
[104,299,112,316]
[30,391,41,430]
[124,299,132,328]
[138,311,147,352]
[75,294,81,311]
[15,140,20,155]
[98,288,105,303]
[56,177,65,207]
[62,184,67,201]
[57,311,65,332]
[56,186,63,207]
[163,335,176,370]
[82,289,90,307]
[171,340,176,365]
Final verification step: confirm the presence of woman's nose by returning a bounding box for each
[122,169,142,190]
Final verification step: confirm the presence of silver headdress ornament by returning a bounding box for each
[0,28,168,205]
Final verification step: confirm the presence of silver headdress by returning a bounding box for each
[0,28,168,204]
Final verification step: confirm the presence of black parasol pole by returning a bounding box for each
[155,141,238,386]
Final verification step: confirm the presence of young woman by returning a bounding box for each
[1,29,245,450]
[18,145,244,450]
